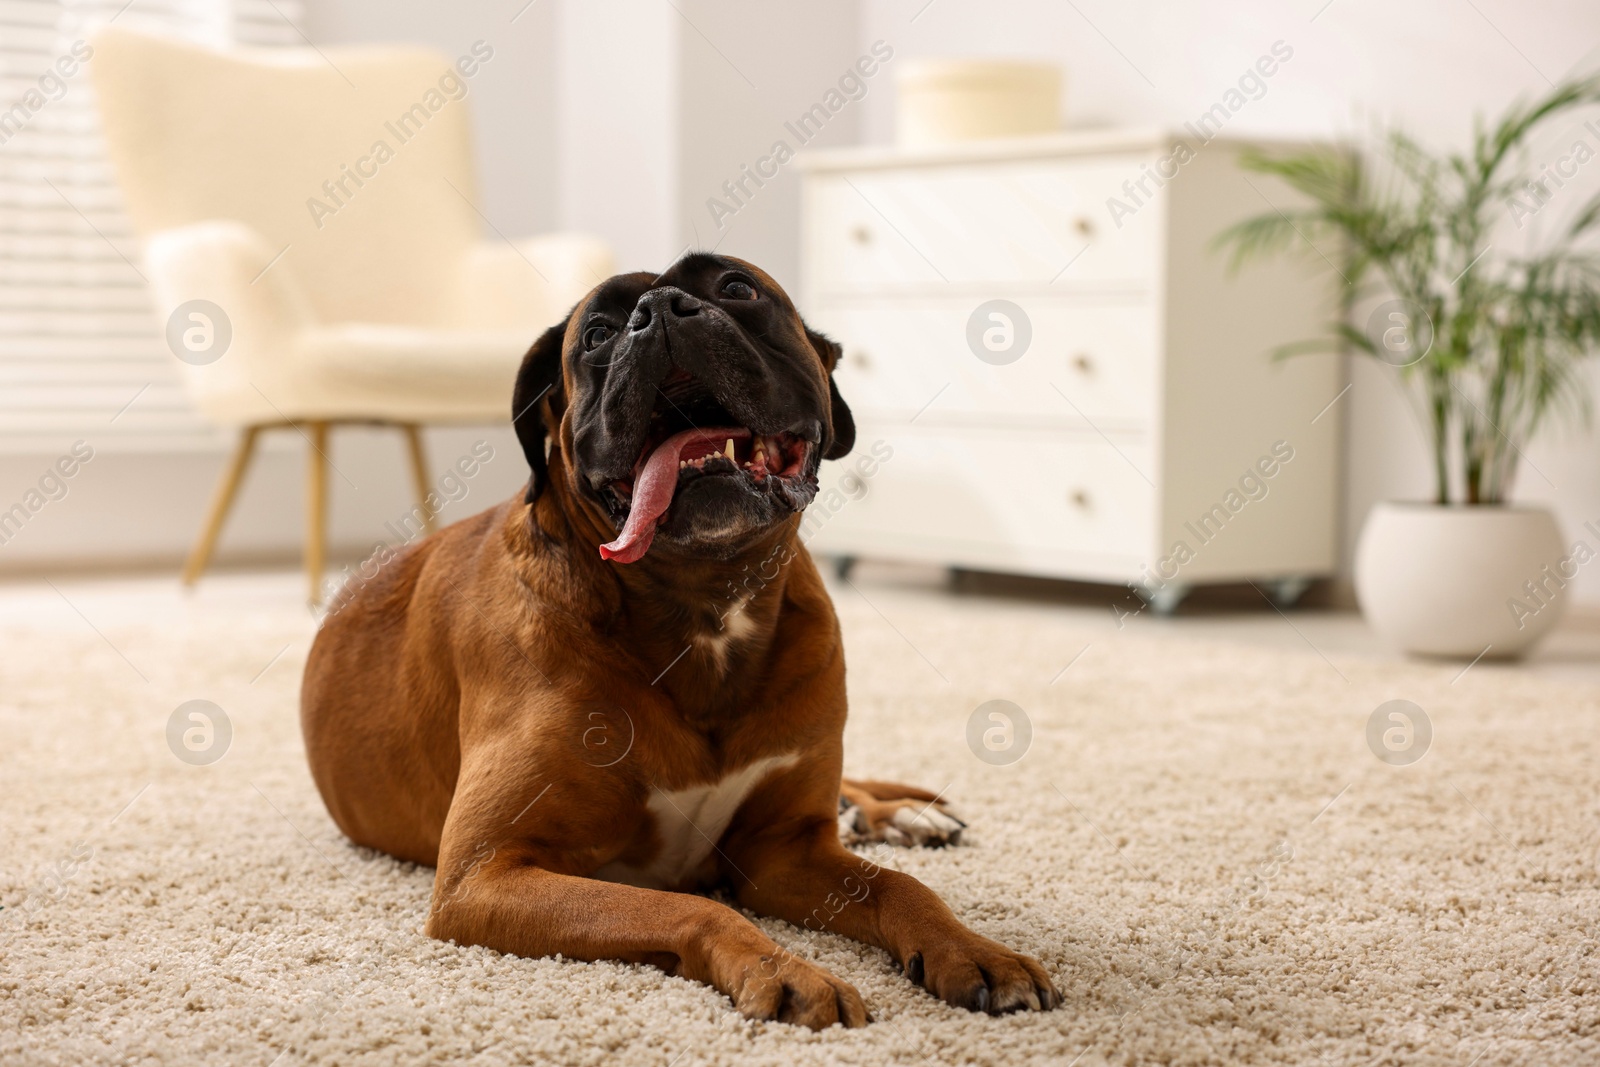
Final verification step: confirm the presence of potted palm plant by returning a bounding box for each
[1218,77,1600,658]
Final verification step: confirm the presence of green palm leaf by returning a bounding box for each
[1214,75,1600,504]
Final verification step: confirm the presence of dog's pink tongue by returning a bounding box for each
[599,427,743,563]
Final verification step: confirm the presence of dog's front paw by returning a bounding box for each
[728,948,869,1030]
[900,934,1059,1015]
[838,782,966,848]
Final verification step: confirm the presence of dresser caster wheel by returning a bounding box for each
[1265,576,1312,609]
[1139,582,1190,616]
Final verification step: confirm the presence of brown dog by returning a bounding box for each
[300,254,1058,1028]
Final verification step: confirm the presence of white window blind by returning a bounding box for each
[0,0,303,452]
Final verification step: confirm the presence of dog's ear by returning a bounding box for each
[806,326,856,461]
[512,317,569,504]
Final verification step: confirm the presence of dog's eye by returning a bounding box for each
[583,324,614,350]
[720,278,758,301]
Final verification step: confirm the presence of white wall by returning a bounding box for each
[554,0,679,274]
[304,0,561,237]
[669,0,862,288]
[854,0,1600,602]
[553,0,861,287]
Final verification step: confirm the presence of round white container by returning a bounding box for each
[894,60,1061,147]
[1354,502,1571,659]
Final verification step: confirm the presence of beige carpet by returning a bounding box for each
[2,574,1597,1066]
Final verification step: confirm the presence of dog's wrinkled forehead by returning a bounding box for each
[563,254,803,368]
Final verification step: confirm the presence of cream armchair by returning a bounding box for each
[91,27,611,601]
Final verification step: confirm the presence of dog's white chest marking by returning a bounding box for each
[594,753,798,889]
[695,596,756,671]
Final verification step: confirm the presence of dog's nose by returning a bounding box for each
[629,287,702,331]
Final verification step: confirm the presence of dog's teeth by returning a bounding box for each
[724,438,734,459]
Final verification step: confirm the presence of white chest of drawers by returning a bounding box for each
[797,129,1341,610]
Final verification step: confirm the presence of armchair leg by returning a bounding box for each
[400,423,438,536]
[306,421,330,605]
[183,425,262,587]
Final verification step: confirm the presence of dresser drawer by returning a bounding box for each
[817,300,1158,427]
[805,156,1161,293]
[814,425,1155,561]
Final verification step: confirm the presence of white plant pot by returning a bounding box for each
[1354,502,1571,659]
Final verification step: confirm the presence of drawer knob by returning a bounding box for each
[850,225,873,245]
[1069,488,1092,510]
[1072,353,1095,374]
[1073,216,1095,238]
[849,350,872,370]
